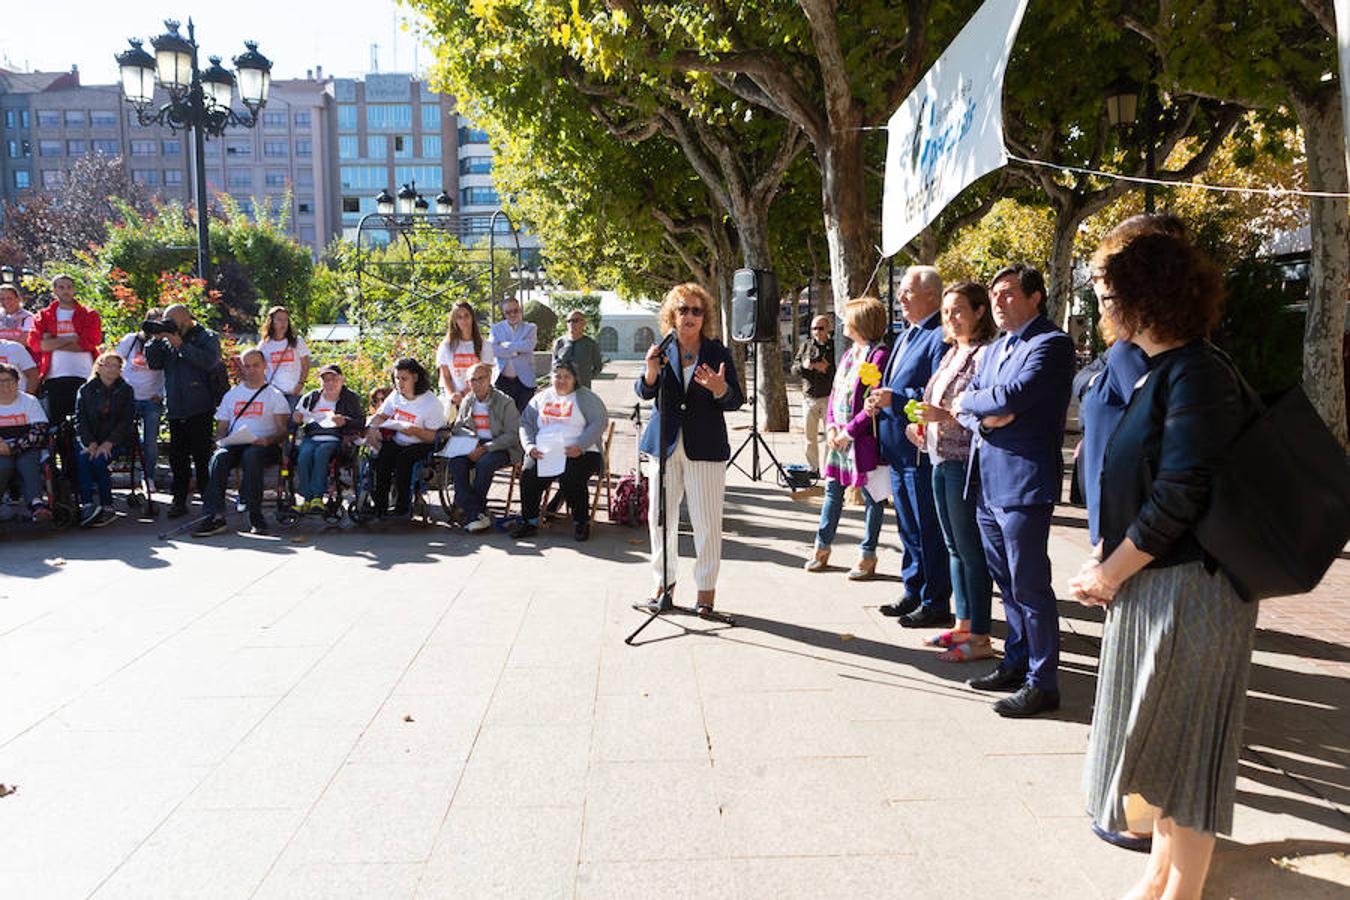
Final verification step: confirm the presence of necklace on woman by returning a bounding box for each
[681,349,696,364]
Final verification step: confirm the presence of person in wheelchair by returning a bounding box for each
[512,361,608,542]
[73,352,135,528]
[0,362,51,522]
[192,349,291,537]
[445,362,522,533]
[291,363,365,513]
[365,357,446,518]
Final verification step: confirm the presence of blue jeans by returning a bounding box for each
[296,439,340,500]
[134,398,163,482]
[814,476,885,558]
[0,449,43,507]
[447,448,509,520]
[932,460,993,635]
[891,461,952,612]
[76,445,122,507]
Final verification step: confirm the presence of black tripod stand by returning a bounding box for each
[726,341,790,484]
[627,343,735,645]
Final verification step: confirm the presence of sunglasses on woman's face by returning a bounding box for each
[677,306,704,317]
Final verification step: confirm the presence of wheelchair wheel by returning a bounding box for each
[410,490,429,526]
[275,505,301,531]
[322,496,344,525]
[348,494,377,525]
[49,501,77,530]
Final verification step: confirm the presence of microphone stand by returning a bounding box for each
[627,335,734,645]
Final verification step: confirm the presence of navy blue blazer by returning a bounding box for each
[957,314,1075,507]
[877,311,949,469]
[636,337,744,461]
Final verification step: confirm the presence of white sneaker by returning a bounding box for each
[466,513,492,533]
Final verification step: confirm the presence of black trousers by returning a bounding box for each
[168,412,215,505]
[374,440,433,514]
[520,451,601,524]
[42,376,83,425]
[494,374,535,412]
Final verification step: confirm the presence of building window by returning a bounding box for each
[366,135,387,157]
[367,104,412,131]
[341,197,361,213]
[92,139,119,155]
[225,141,252,157]
[632,326,656,352]
[295,168,314,187]
[340,166,386,191]
[299,225,316,242]
[164,169,183,186]
[90,110,117,128]
[458,125,490,145]
[265,170,287,188]
[421,104,441,130]
[162,139,182,155]
[130,140,156,156]
[338,135,358,159]
[38,140,61,157]
[598,327,618,354]
[20,110,30,129]
[394,165,442,189]
[297,199,314,215]
[66,140,86,156]
[294,111,311,129]
[64,110,86,127]
[5,140,16,158]
[264,140,288,157]
[204,140,221,156]
[262,110,287,129]
[41,169,65,188]
[422,135,442,158]
[295,140,312,157]
[459,186,499,207]
[35,110,60,127]
[237,199,254,215]
[337,105,357,130]
[3,111,15,129]
[462,215,489,233]
[226,169,252,188]
[132,169,159,186]
[393,135,412,158]
[13,170,31,189]
[459,156,493,176]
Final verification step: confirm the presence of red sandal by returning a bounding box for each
[924,629,969,649]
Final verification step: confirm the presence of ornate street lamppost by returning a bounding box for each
[115,19,272,279]
[1105,76,1154,213]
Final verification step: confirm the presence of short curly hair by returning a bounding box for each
[658,283,720,341]
[1091,223,1224,343]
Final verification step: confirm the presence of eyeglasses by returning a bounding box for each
[810,326,828,331]
[677,306,704,317]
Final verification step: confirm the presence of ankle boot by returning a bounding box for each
[847,556,877,580]
[803,546,830,572]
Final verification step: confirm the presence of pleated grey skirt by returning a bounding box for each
[1083,560,1258,836]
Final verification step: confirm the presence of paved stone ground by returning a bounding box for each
[0,361,1345,899]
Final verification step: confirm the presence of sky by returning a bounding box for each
[1,0,436,84]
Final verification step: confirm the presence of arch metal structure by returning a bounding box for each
[353,208,525,338]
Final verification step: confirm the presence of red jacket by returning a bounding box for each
[29,300,102,378]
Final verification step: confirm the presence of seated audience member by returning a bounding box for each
[0,284,36,345]
[115,310,168,490]
[365,357,446,517]
[0,334,38,395]
[191,349,291,537]
[446,362,522,533]
[0,362,51,521]
[513,361,608,542]
[73,352,135,527]
[291,364,365,511]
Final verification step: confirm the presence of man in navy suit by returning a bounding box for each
[869,266,952,627]
[954,264,1074,718]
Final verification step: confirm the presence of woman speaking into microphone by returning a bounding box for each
[636,283,744,617]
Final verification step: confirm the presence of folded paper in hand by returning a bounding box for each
[219,424,257,447]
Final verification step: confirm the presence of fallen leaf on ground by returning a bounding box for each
[403,715,415,723]
[627,539,643,545]
[0,784,17,798]
[839,633,855,641]
[289,535,308,544]
[49,558,66,566]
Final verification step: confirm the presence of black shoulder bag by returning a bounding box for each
[1194,352,1350,602]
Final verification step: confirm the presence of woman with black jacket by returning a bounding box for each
[634,282,744,617]
[291,363,365,511]
[1070,222,1252,900]
[74,351,136,527]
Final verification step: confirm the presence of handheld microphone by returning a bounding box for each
[657,330,677,353]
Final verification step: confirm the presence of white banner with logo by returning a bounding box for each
[1334,0,1350,178]
[881,0,1029,258]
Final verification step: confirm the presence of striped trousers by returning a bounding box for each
[647,440,726,591]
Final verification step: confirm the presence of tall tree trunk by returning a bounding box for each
[1290,82,1350,447]
[819,127,873,311]
[739,206,791,431]
[1046,207,1085,328]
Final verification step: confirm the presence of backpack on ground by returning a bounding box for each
[609,470,648,526]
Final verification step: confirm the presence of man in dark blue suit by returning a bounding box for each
[870,266,952,627]
[954,264,1074,718]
